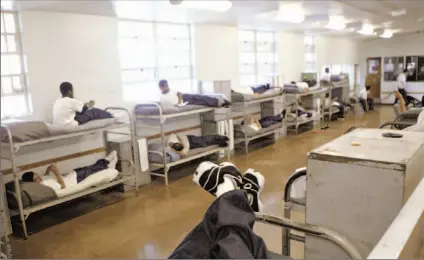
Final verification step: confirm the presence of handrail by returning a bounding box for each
[255,213,362,259]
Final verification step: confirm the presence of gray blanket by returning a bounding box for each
[6,181,57,209]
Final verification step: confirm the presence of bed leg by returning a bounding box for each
[282,206,292,256]
[164,167,169,186]
[14,177,28,239]
[245,140,249,154]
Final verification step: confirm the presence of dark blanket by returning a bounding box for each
[251,84,271,94]
[259,115,283,128]
[187,135,229,149]
[169,190,269,259]
[74,108,113,125]
[182,94,220,107]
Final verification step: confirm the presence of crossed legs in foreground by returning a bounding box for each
[169,162,270,259]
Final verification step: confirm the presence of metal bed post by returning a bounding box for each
[2,126,29,239]
[106,107,139,193]
[255,213,362,259]
[157,106,169,186]
[243,98,249,154]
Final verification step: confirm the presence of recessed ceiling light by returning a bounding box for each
[380,29,394,38]
[1,0,13,10]
[325,15,346,30]
[181,0,232,12]
[275,3,305,23]
[358,23,375,35]
[390,9,406,17]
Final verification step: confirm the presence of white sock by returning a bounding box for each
[106,151,118,169]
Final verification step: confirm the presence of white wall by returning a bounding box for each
[193,24,239,89]
[278,32,304,82]
[21,11,123,121]
[358,33,424,103]
[316,36,360,71]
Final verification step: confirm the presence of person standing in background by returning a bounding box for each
[394,69,408,104]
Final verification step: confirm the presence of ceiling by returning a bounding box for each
[7,0,424,38]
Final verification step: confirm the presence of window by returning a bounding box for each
[384,56,404,81]
[322,64,355,91]
[118,21,194,101]
[239,30,277,87]
[1,12,31,118]
[406,55,424,82]
[304,35,317,73]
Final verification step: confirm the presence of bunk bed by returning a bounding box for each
[284,87,329,134]
[134,102,231,186]
[0,107,138,239]
[231,88,284,154]
[1,171,12,259]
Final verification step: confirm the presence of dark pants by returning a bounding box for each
[74,108,113,125]
[187,135,229,148]
[359,98,374,112]
[183,94,220,107]
[394,88,408,105]
[169,190,269,259]
[251,84,270,94]
[258,115,283,128]
[74,159,109,183]
[336,104,345,118]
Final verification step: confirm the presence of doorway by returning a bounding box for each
[366,57,382,102]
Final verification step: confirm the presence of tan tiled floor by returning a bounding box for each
[12,106,395,259]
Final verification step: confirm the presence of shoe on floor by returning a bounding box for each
[193,161,243,197]
[242,169,265,212]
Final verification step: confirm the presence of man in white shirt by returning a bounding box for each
[21,151,118,190]
[168,133,229,157]
[321,67,331,83]
[395,69,408,104]
[358,85,374,112]
[158,79,230,107]
[53,82,95,126]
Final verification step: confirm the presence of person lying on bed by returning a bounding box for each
[21,151,118,190]
[167,133,229,157]
[53,82,113,126]
[158,79,231,108]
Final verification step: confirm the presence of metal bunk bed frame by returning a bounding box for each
[1,170,12,259]
[284,87,329,134]
[0,107,138,239]
[255,212,362,259]
[133,102,231,186]
[232,94,284,154]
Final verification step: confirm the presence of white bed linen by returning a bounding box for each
[54,168,119,198]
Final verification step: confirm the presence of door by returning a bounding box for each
[366,57,381,101]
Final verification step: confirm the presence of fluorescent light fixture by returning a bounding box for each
[358,23,375,35]
[380,29,394,38]
[275,3,305,23]
[1,0,13,10]
[390,9,406,17]
[325,15,346,30]
[181,0,232,12]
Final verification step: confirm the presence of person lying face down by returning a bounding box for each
[167,133,229,157]
[21,151,118,190]
[158,79,231,107]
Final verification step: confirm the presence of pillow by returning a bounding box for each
[232,86,254,95]
[148,143,181,163]
[0,120,50,143]
[6,181,56,209]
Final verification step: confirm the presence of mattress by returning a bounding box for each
[149,145,220,164]
[135,103,207,115]
[232,88,282,103]
[234,122,282,138]
[1,118,117,143]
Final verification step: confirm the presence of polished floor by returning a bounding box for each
[12,106,395,259]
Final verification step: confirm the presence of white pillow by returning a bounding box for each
[232,86,254,95]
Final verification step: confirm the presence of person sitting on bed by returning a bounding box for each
[158,79,231,108]
[21,151,118,190]
[53,82,113,126]
[321,67,331,83]
[167,133,229,157]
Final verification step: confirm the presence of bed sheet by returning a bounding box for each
[135,103,207,115]
[149,145,220,164]
[47,118,117,135]
[232,87,282,102]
